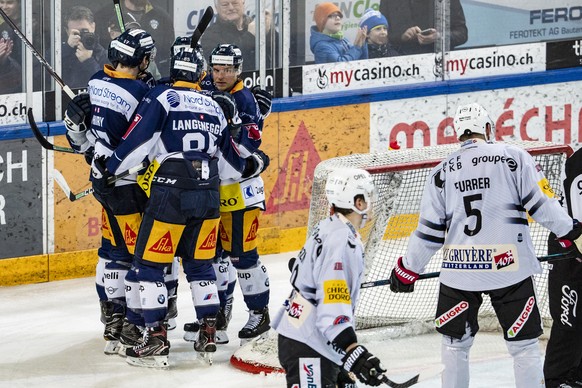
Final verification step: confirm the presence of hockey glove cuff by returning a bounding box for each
[390,257,419,293]
[341,344,387,387]
[558,219,582,257]
[251,85,272,118]
[242,150,270,179]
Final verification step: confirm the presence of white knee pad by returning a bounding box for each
[506,338,544,388]
[189,280,219,310]
[125,277,141,312]
[213,257,232,293]
[103,266,128,300]
[95,256,111,288]
[139,280,168,310]
[441,327,474,388]
[237,261,269,297]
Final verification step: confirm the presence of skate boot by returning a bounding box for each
[102,302,124,355]
[165,294,178,330]
[216,297,233,344]
[126,324,170,369]
[118,319,144,357]
[194,317,217,365]
[238,307,270,344]
[99,300,108,324]
[183,321,200,342]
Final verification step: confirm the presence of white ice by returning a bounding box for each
[0,252,544,387]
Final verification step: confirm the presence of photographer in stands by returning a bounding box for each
[62,6,108,88]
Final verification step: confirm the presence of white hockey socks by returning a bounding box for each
[189,280,219,318]
[441,329,474,388]
[506,338,544,388]
[236,261,270,310]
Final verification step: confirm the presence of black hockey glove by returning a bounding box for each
[65,92,91,127]
[557,219,582,258]
[242,150,270,179]
[211,91,242,138]
[91,156,113,199]
[341,345,387,387]
[337,368,358,388]
[84,146,94,166]
[390,257,419,293]
[251,85,272,118]
[139,71,157,89]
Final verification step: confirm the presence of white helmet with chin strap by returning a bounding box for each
[453,103,495,142]
[325,168,376,228]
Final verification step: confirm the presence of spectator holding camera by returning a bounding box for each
[62,6,108,88]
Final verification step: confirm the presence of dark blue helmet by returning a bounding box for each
[170,47,205,83]
[108,28,155,67]
[209,44,243,75]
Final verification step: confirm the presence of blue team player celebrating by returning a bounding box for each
[105,45,269,368]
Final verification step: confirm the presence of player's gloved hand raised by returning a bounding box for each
[557,219,582,258]
[390,257,419,293]
[211,91,242,138]
[242,150,270,179]
[251,85,272,118]
[341,344,387,386]
[65,92,91,128]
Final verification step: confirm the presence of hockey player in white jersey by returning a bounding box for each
[272,168,389,387]
[105,46,269,368]
[389,103,582,388]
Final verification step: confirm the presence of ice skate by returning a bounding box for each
[102,302,124,355]
[238,307,270,345]
[126,325,170,369]
[183,321,200,342]
[194,317,217,365]
[166,294,177,330]
[118,319,144,357]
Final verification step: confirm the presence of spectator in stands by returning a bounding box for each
[62,6,108,89]
[380,0,467,55]
[94,0,174,77]
[359,8,400,59]
[200,0,257,71]
[0,35,21,94]
[310,2,367,64]
[248,1,280,68]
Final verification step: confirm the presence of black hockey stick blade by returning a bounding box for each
[191,6,214,48]
[381,364,444,387]
[360,252,574,289]
[53,169,93,201]
[113,0,126,33]
[27,108,77,153]
[0,7,75,99]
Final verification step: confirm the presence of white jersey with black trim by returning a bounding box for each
[404,139,573,291]
[271,213,364,364]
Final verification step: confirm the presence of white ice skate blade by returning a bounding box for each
[126,355,169,369]
[117,343,130,357]
[196,351,214,365]
[167,318,176,331]
[104,340,121,355]
[216,330,229,345]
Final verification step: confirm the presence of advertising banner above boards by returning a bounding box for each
[369,80,582,152]
[0,92,44,127]
[0,138,45,259]
[547,38,582,69]
[461,0,582,48]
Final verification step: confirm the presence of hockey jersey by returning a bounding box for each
[404,139,574,291]
[272,214,364,364]
[106,81,246,181]
[87,65,151,185]
[200,74,266,211]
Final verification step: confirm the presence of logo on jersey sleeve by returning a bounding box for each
[244,123,261,140]
[122,114,142,139]
[538,177,555,198]
[323,280,351,304]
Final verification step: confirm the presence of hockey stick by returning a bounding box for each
[53,169,93,201]
[0,8,75,100]
[360,252,575,289]
[27,108,77,153]
[378,364,444,388]
[113,0,126,33]
[190,6,214,48]
[52,163,147,201]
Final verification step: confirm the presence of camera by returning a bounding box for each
[79,29,97,50]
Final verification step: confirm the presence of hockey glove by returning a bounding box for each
[251,85,272,118]
[390,257,419,293]
[211,91,242,138]
[91,156,113,199]
[341,345,387,387]
[65,92,91,127]
[84,146,94,166]
[557,219,582,258]
[139,71,157,89]
[242,150,270,179]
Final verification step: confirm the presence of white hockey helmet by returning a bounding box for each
[453,103,495,142]
[325,168,376,228]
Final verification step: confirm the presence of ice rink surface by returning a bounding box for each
[0,252,544,387]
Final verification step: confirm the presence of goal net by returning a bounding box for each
[231,141,572,374]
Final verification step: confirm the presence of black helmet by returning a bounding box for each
[171,36,191,56]
[209,44,243,75]
[170,47,205,83]
[108,28,155,67]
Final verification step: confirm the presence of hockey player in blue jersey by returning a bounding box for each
[389,103,582,388]
[105,46,269,368]
[64,28,156,355]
